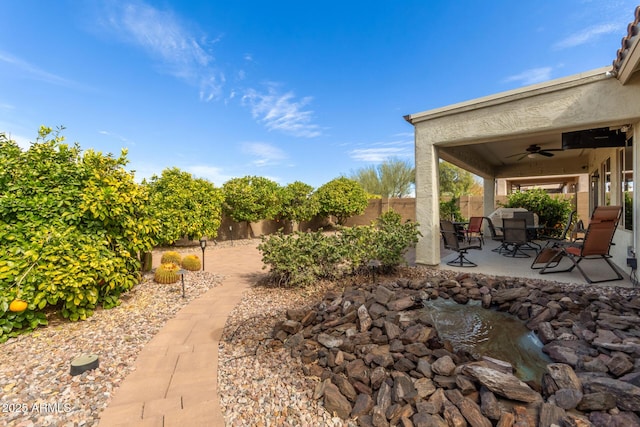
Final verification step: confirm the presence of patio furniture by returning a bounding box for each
[460,216,484,246]
[484,216,508,253]
[531,210,577,270]
[502,218,533,258]
[441,220,481,267]
[513,211,542,251]
[538,206,623,283]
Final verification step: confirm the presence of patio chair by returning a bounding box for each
[531,210,577,270]
[502,218,532,258]
[538,206,623,283]
[484,216,508,253]
[513,211,541,250]
[440,220,481,267]
[460,216,484,246]
[592,205,622,222]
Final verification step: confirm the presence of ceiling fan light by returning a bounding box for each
[527,153,536,159]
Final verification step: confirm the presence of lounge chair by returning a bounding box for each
[538,206,623,283]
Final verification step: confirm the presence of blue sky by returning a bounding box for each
[1,1,637,188]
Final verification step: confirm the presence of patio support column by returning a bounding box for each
[414,131,441,266]
[483,177,496,217]
[633,122,640,255]
[483,177,496,236]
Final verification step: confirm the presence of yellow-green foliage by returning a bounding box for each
[154,263,180,284]
[160,251,182,266]
[181,254,201,271]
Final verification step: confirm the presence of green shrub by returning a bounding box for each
[258,210,420,286]
[501,188,573,236]
[439,197,465,222]
[372,210,421,272]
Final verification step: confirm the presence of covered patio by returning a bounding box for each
[439,238,635,288]
[405,6,640,286]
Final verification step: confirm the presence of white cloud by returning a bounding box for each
[504,67,553,85]
[102,2,224,101]
[99,130,133,145]
[553,23,621,50]
[0,51,78,87]
[349,147,412,162]
[186,165,235,185]
[348,136,414,163]
[242,85,321,138]
[242,142,286,166]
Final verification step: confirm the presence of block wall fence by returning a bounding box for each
[173,193,588,245]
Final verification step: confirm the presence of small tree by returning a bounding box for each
[316,177,369,225]
[222,176,281,238]
[276,181,319,232]
[145,167,224,245]
[439,161,482,197]
[350,158,415,198]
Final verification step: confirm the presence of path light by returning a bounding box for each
[177,268,187,298]
[199,238,207,271]
[229,225,233,246]
[70,354,99,376]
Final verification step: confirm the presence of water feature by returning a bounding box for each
[422,298,551,385]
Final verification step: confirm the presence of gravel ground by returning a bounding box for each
[0,267,223,427]
[218,278,349,427]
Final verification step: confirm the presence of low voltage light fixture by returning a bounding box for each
[199,238,207,271]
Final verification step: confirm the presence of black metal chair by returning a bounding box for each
[484,216,508,254]
[513,211,541,251]
[441,220,481,267]
[502,218,532,258]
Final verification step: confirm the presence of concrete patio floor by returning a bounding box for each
[438,238,636,288]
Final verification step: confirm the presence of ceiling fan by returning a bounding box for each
[506,144,563,161]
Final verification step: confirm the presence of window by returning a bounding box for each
[622,143,633,230]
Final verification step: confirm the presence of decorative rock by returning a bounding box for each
[392,372,418,404]
[358,305,373,332]
[384,320,402,340]
[442,400,466,427]
[581,374,640,411]
[546,363,582,390]
[317,333,343,349]
[456,397,492,427]
[375,285,395,305]
[401,324,433,344]
[431,356,456,376]
[577,392,617,411]
[554,388,583,410]
[608,352,634,377]
[539,402,566,427]
[414,377,436,399]
[351,393,374,417]
[479,387,501,421]
[462,363,542,403]
[323,381,352,419]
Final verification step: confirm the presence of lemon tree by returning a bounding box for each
[0,127,159,341]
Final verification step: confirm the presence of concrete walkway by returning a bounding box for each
[98,241,264,427]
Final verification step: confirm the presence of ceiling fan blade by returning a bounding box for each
[538,151,554,157]
[517,154,528,161]
[505,152,526,158]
